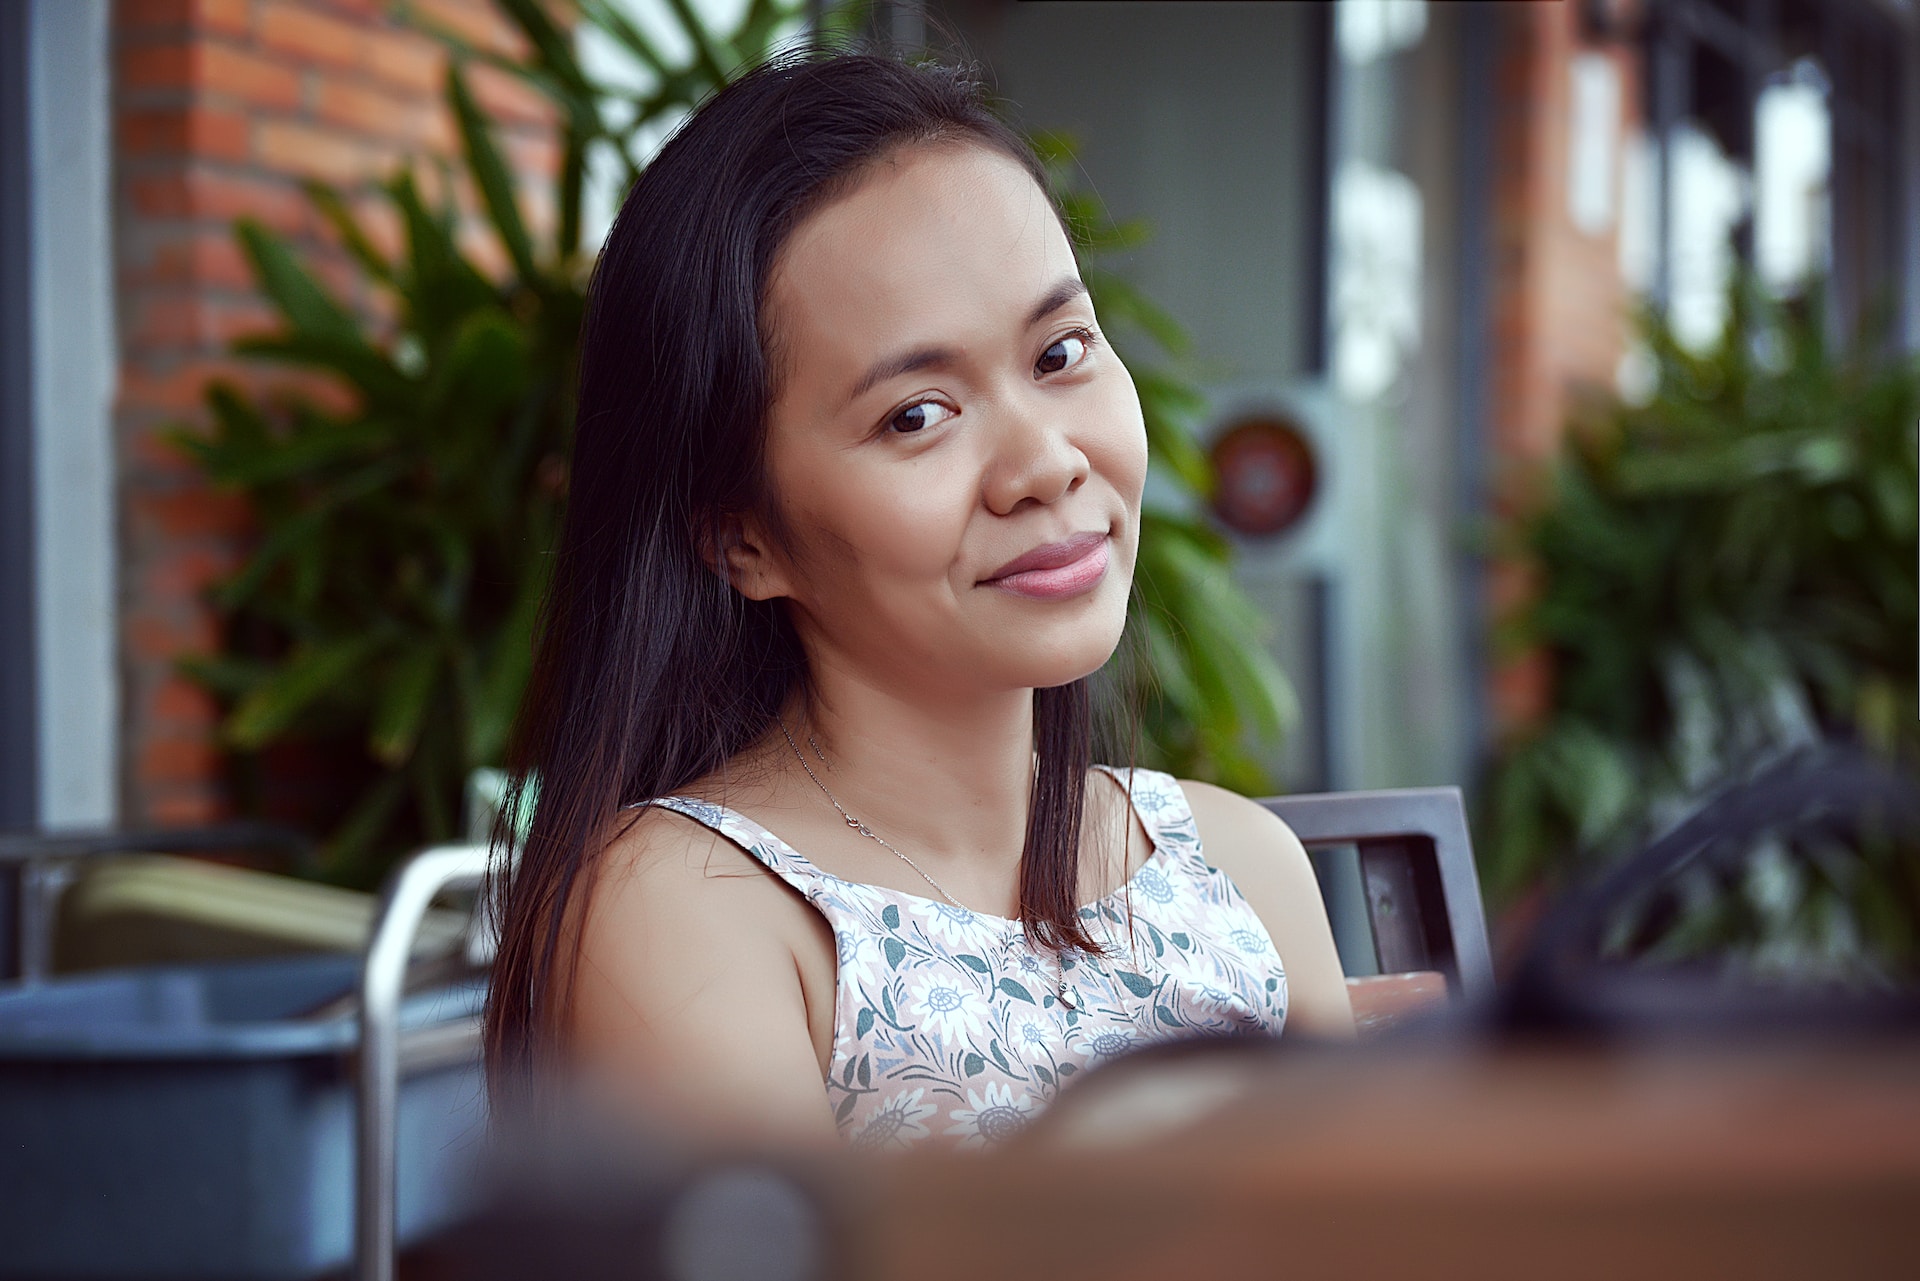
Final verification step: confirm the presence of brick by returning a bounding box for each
[200,0,250,38]
[152,675,222,726]
[253,118,392,185]
[128,166,312,235]
[148,542,245,597]
[123,227,257,292]
[202,42,304,112]
[120,41,197,94]
[146,791,230,826]
[257,1,368,70]
[408,0,523,57]
[128,291,277,351]
[132,487,254,541]
[312,77,450,150]
[120,0,247,37]
[117,0,200,33]
[120,105,252,162]
[365,28,445,95]
[468,61,554,128]
[126,610,219,662]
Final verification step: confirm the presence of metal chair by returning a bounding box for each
[1260,787,1493,1026]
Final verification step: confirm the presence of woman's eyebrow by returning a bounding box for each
[845,344,957,407]
[843,277,1091,407]
[1024,276,1088,327]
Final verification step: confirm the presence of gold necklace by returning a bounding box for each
[779,720,1083,1011]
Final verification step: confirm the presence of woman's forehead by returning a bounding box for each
[765,142,1077,375]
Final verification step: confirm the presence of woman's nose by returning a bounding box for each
[981,396,1091,516]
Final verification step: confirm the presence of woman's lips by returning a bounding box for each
[981,532,1111,601]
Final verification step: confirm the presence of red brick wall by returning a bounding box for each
[1485,0,1640,733]
[113,0,554,825]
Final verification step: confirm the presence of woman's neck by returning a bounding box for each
[784,648,1037,877]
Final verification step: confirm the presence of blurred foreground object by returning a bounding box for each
[435,1029,1920,1281]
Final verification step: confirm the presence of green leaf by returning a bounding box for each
[956,953,991,974]
[447,62,537,281]
[225,634,385,749]
[881,903,900,930]
[369,643,442,765]
[235,219,362,344]
[302,179,395,284]
[962,1052,985,1078]
[997,978,1036,1004]
[1115,970,1156,999]
[883,937,906,970]
[855,1008,874,1038]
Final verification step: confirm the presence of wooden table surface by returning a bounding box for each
[837,1036,1920,1281]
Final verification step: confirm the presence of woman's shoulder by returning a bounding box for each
[585,797,798,937]
[1159,775,1313,898]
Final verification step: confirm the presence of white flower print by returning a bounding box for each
[833,929,886,994]
[920,901,989,946]
[1015,1016,1052,1050]
[1084,1028,1137,1062]
[944,1082,1036,1148]
[850,1088,938,1150]
[1132,865,1177,905]
[904,970,981,1044]
[1229,928,1270,954]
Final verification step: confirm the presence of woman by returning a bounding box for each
[486,48,1352,1150]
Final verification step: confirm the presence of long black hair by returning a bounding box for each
[484,48,1114,1108]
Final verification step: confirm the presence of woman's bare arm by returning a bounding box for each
[1179,780,1356,1040]
[567,809,840,1145]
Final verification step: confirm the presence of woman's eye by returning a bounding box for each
[1036,331,1091,376]
[887,399,957,435]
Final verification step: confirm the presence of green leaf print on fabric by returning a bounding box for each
[1171,932,1191,949]
[882,904,900,930]
[858,1055,871,1087]
[998,978,1036,1003]
[836,1094,858,1124]
[884,938,906,969]
[1155,1005,1183,1028]
[1116,970,1157,998]
[963,1052,986,1078]
[856,1008,874,1037]
[957,953,991,974]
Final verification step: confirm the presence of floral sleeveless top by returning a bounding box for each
[649,766,1288,1149]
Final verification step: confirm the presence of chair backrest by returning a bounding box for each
[1259,787,1494,1002]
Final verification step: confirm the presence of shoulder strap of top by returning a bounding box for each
[637,795,838,901]
[1093,763,1196,850]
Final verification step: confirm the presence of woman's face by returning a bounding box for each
[738,141,1148,702]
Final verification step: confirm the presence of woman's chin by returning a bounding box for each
[999,616,1130,691]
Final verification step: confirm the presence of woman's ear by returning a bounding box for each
[702,511,792,602]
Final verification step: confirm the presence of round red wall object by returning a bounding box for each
[1209,415,1318,537]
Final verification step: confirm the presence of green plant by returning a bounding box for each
[175,0,1291,886]
[1483,284,1920,974]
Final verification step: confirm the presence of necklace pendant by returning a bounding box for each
[1058,983,1081,1011]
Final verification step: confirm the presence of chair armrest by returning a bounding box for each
[1346,971,1449,1039]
